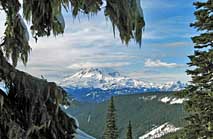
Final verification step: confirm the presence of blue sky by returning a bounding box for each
[0,0,199,83]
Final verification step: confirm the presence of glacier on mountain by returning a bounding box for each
[60,68,185,91]
[59,68,186,102]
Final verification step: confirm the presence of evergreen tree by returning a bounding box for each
[104,97,119,139]
[183,0,213,138]
[0,0,145,67]
[126,121,133,139]
[0,0,145,138]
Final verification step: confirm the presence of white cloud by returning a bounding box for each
[144,59,180,68]
[142,0,175,9]
[0,4,191,84]
[128,71,190,83]
[14,19,134,81]
[163,42,192,47]
[67,62,130,69]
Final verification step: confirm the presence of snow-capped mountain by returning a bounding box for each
[60,68,185,90]
[60,68,149,90]
[59,68,186,102]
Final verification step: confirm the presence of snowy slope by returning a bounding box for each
[160,97,188,104]
[64,108,96,139]
[0,86,5,92]
[59,68,186,102]
[139,123,181,139]
[60,68,151,90]
[138,95,187,105]
[60,68,185,91]
[74,129,96,139]
[0,82,7,94]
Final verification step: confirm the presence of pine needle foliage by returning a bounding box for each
[104,97,119,139]
[126,121,133,139]
[0,0,145,138]
[0,0,145,67]
[0,0,145,139]
[183,0,213,138]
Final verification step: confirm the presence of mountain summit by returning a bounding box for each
[59,68,186,102]
[60,68,149,90]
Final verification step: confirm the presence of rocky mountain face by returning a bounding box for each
[59,68,186,102]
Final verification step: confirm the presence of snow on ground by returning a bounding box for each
[159,97,188,104]
[63,105,69,110]
[170,98,188,104]
[139,95,157,101]
[66,113,80,128]
[0,86,5,92]
[66,113,96,139]
[138,95,187,105]
[139,122,181,139]
[87,114,91,123]
[74,129,96,139]
[160,97,171,103]
[0,82,8,95]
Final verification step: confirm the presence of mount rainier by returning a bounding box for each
[59,68,186,102]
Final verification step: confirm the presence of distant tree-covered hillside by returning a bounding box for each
[65,92,187,139]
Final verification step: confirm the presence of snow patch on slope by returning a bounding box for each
[139,123,181,139]
[87,114,91,123]
[60,68,151,90]
[160,97,188,104]
[60,68,186,91]
[139,95,157,101]
[59,68,187,102]
[74,129,96,139]
[65,112,96,139]
[63,105,69,110]
[0,82,8,95]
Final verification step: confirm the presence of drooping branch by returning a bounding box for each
[0,0,145,66]
[105,0,145,46]
[0,51,77,138]
[0,0,145,138]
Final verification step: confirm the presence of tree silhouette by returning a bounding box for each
[183,0,213,138]
[0,0,145,138]
[104,97,118,139]
[126,121,133,139]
